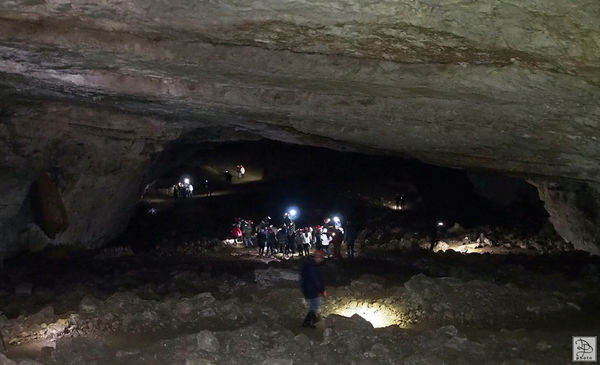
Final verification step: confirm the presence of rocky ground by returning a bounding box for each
[359,216,572,256]
[1,243,599,365]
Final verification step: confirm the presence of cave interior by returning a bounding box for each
[1,0,600,363]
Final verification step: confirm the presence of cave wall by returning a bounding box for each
[533,181,600,255]
[0,103,180,258]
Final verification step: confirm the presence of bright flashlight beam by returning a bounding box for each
[287,207,299,220]
[437,222,444,227]
[333,216,340,223]
[184,178,190,184]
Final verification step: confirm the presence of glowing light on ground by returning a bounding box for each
[333,302,400,328]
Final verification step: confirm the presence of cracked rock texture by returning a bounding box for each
[533,181,600,256]
[0,104,180,257]
[0,0,599,254]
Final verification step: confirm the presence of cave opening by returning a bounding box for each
[3,138,599,364]
[127,138,554,256]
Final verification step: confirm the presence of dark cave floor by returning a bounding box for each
[1,241,599,364]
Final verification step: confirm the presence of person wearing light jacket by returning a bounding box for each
[320,229,331,258]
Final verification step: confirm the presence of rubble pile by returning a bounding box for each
[359,221,573,255]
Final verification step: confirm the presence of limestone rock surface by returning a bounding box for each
[0,0,599,253]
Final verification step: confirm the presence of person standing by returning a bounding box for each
[287,223,297,256]
[257,225,267,256]
[300,250,327,328]
[320,229,331,258]
[276,226,287,254]
[344,221,356,258]
[301,228,312,256]
[331,228,343,260]
[204,180,211,197]
[243,221,254,247]
[232,224,242,245]
[267,227,278,256]
[315,226,323,250]
[296,228,305,257]
[224,170,233,183]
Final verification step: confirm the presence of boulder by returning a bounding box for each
[325,314,374,333]
[433,241,450,252]
[254,268,299,287]
[196,331,220,353]
[79,296,100,314]
[0,354,15,365]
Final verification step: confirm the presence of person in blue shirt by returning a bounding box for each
[300,250,327,328]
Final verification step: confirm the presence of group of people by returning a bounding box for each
[231,214,359,328]
[224,164,246,183]
[172,179,194,199]
[236,165,246,179]
[229,215,355,328]
[230,215,357,259]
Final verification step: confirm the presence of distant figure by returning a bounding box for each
[283,212,292,226]
[331,228,343,260]
[315,226,323,250]
[257,225,267,256]
[232,224,242,244]
[243,221,254,247]
[267,227,277,256]
[287,224,297,256]
[296,229,305,257]
[276,227,288,254]
[344,221,356,258]
[395,194,405,210]
[309,227,317,252]
[224,170,233,183]
[429,222,443,251]
[301,229,311,256]
[320,229,331,258]
[240,165,246,178]
[300,250,327,328]
[204,180,211,197]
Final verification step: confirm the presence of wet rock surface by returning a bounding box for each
[1,246,599,364]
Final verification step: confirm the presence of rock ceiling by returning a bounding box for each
[1,0,599,254]
[1,0,599,181]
